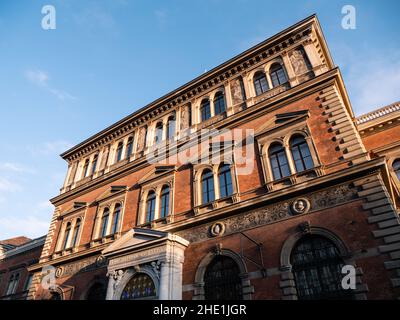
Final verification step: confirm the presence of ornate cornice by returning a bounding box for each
[61,15,328,162]
[356,101,400,134]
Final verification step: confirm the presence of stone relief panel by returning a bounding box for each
[289,46,314,82]
[55,255,107,278]
[137,126,147,152]
[180,104,190,131]
[230,76,246,112]
[177,183,357,243]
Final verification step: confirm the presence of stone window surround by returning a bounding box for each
[192,248,254,300]
[258,122,321,188]
[137,175,175,227]
[54,209,86,254]
[150,111,178,145]
[279,226,367,300]
[92,194,127,243]
[193,87,226,124]
[247,57,290,98]
[5,271,21,296]
[193,160,240,211]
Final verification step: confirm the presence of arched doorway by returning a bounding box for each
[120,273,156,300]
[86,282,106,300]
[291,235,353,300]
[204,255,243,300]
[49,292,62,300]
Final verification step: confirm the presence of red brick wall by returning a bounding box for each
[0,245,43,298]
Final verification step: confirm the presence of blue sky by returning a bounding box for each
[0,0,399,239]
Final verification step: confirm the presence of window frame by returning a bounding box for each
[200,99,212,122]
[253,71,269,96]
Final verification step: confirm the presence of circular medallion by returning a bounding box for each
[55,266,64,278]
[210,222,225,237]
[291,198,310,215]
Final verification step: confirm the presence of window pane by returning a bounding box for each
[291,235,353,300]
[204,256,243,300]
[111,205,121,234]
[214,93,226,115]
[101,211,109,237]
[121,273,156,300]
[146,193,156,222]
[202,170,214,204]
[201,100,211,121]
[160,186,170,218]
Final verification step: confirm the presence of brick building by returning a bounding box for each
[0,236,45,300]
[27,15,400,300]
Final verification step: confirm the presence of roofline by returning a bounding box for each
[0,236,46,260]
[60,14,320,160]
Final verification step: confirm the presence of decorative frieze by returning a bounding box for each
[54,255,107,278]
[177,183,357,243]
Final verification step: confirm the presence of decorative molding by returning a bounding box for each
[177,183,357,243]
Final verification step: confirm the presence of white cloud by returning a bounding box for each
[0,216,49,239]
[347,60,400,115]
[25,69,49,87]
[28,140,73,156]
[24,69,76,101]
[0,162,36,174]
[332,43,400,116]
[0,177,22,192]
[37,200,53,211]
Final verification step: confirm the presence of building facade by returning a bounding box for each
[0,236,45,300]
[27,15,400,300]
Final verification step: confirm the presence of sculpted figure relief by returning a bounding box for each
[230,77,244,105]
[137,126,147,151]
[289,47,310,75]
[180,105,190,130]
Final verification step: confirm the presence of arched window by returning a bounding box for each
[126,136,134,158]
[71,218,81,248]
[166,114,176,140]
[290,135,314,172]
[269,63,288,87]
[6,273,20,295]
[91,154,98,175]
[100,208,110,238]
[111,203,121,234]
[86,282,106,300]
[62,222,71,250]
[291,235,353,300]
[121,273,156,300]
[393,160,400,181]
[214,92,226,115]
[253,71,269,96]
[218,163,233,198]
[116,142,124,162]
[204,256,242,300]
[146,191,156,223]
[200,99,211,121]
[268,143,290,180]
[83,159,90,178]
[160,185,170,218]
[201,169,215,204]
[155,122,163,144]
